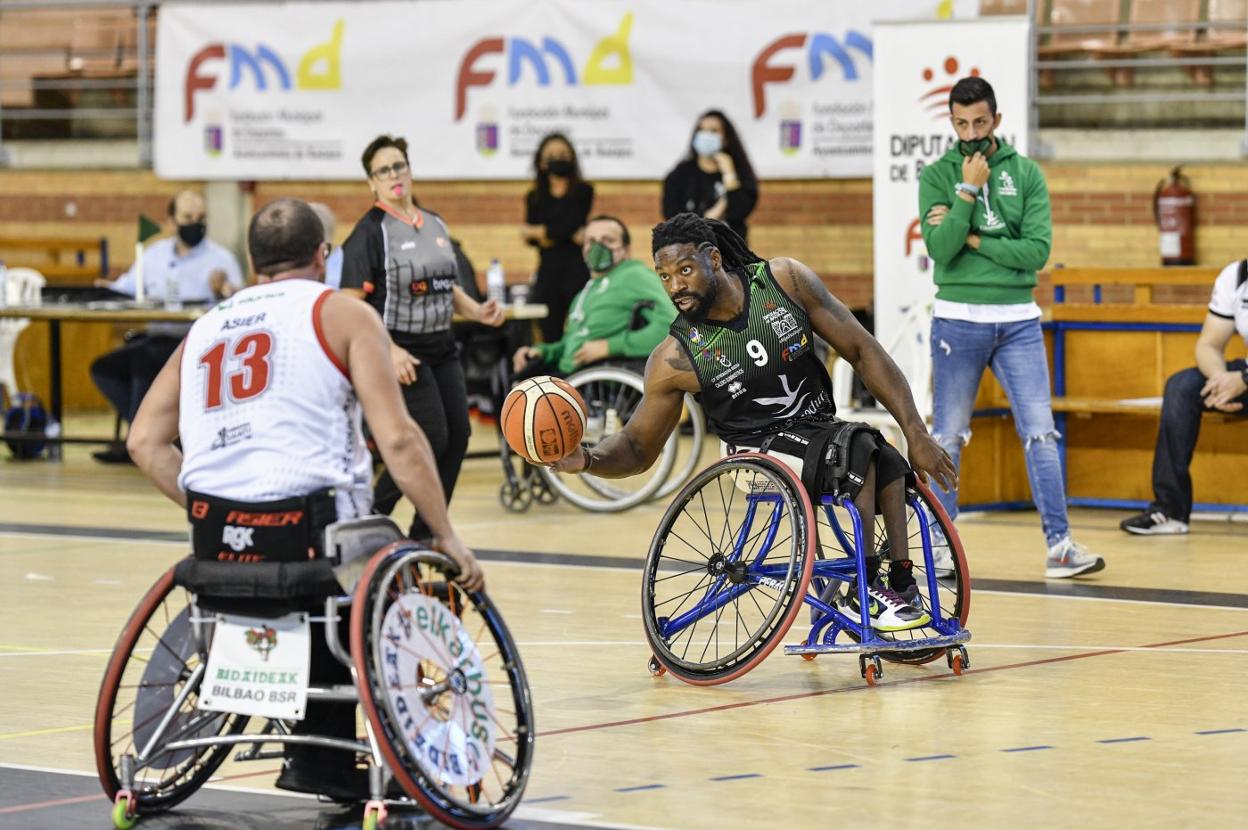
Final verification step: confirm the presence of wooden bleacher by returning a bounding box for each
[958,266,1247,512]
[0,234,109,284]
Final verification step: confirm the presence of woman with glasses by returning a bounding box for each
[340,134,504,541]
[522,132,594,343]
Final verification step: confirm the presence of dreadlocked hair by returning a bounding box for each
[651,212,762,273]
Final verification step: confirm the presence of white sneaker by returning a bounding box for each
[1044,537,1106,579]
[928,525,955,578]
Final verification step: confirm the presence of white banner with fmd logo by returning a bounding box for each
[154,0,977,180]
[871,17,1030,400]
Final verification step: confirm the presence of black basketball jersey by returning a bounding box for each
[669,260,836,444]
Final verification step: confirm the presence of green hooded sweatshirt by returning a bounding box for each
[535,258,676,374]
[917,138,1051,305]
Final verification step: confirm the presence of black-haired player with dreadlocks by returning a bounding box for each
[550,212,957,630]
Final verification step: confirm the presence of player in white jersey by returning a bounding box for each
[126,197,483,800]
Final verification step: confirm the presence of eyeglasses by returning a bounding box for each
[370,160,409,179]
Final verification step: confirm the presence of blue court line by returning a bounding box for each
[905,754,957,762]
[1098,736,1151,744]
[614,784,666,793]
[808,763,861,771]
[1001,745,1054,753]
[1194,728,1245,735]
[524,795,571,804]
[711,773,763,782]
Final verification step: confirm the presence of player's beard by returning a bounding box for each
[674,276,719,323]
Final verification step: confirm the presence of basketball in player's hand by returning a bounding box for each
[502,377,588,464]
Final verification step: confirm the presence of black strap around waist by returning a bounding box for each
[186,488,338,564]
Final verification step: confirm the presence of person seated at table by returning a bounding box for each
[511,215,675,379]
[90,190,244,463]
[1120,258,1248,535]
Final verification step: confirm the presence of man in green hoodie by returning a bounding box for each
[513,215,676,377]
[918,76,1105,579]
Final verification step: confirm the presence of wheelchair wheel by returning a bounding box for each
[538,365,677,513]
[641,453,816,685]
[94,567,248,811]
[351,543,534,830]
[654,393,706,500]
[814,479,970,665]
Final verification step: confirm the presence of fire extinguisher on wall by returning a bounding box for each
[1153,165,1196,266]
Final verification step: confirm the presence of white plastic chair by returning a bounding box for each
[0,267,46,398]
[831,305,933,453]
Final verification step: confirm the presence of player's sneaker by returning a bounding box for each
[1044,537,1106,579]
[1120,511,1189,536]
[846,581,931,631]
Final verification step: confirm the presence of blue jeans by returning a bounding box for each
[930,317,1069,546]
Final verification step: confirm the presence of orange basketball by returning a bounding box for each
[502,376,588,464]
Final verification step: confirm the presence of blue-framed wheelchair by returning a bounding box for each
[93,517,534,830]
[641,452,971,686]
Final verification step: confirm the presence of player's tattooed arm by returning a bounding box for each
[665,347,693,373]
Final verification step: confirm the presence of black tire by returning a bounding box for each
[351,544,534,830]
[641,453,816,685]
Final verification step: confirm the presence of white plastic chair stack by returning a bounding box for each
[0,268,46,398]
[831,305,933,453]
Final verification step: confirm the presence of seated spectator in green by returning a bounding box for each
[512,215,675,378]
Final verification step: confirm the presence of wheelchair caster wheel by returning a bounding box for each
[531,475,558,505]
[362,799,388,830]
[860,655,883,686]
[112,790,137,830]
[947,646,969,676]
[499,482,532,513]
[647,655,667,677]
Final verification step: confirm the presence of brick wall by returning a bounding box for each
[3,162,1242,312]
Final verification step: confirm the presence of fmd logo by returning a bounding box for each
[751,31,873,118]
[184,21,345,122]
[455,14,634,121]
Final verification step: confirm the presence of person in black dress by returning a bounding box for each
[661,109,759,243]
[523,132,594,343]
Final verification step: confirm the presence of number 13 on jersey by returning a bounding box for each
[198,331,274,410]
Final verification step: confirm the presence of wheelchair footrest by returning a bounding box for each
[783,628,971,656]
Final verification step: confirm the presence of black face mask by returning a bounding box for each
[177,221,207,247]
[546,159,574,177]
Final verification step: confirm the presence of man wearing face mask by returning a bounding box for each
[512,215,675,378]
[920,77,1105,579]
[89,189,244,463]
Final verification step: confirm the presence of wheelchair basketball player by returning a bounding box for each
[549,213,958,630]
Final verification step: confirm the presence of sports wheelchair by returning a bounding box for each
[641,452,971,686]
[499,363,708,513]
[93,516,534,830]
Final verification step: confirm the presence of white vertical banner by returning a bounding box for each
[871,17,1031,401]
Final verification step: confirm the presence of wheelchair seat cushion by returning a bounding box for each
[173,557,344,617]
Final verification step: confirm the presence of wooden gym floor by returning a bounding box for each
[1,416,1246,829]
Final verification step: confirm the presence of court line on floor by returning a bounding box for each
[6,521,1245,611]
[533,628,1248,740]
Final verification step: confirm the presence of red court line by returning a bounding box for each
[0,794,100,815]
[536,628,1248,739]
[0,767,280,816]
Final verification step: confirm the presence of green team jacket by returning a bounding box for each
[535,258,676,374]
[918,138,1052,305]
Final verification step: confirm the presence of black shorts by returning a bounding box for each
[729,420,912,506]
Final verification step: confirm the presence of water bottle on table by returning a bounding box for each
[164,273,182,311]
[486,259,506,304]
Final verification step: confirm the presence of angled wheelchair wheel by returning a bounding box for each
[351,543,534,830]
[538,366,676,513]
[94,567,248,811]
[642,453,816,685]
[814,479,970,665]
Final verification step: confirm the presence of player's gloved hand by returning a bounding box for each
[907,432,958,493]
[433,534,484,593]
